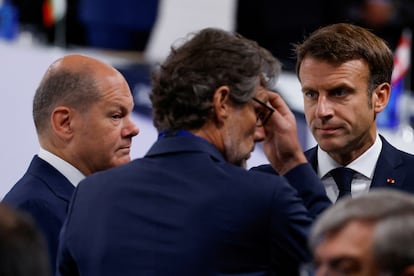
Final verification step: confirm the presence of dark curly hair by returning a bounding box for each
[150,27,281,132]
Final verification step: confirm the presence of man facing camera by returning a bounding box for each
[255,23,414,203]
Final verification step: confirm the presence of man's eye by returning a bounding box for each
[332,89,347,97]
[256,109,265,120]
[304,91,317,98]
[330,258,361,274]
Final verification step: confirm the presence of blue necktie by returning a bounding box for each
[330,167,354,200]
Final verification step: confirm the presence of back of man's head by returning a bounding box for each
[33,55,100,136]
[150,27,281,132]
[0,203,50,276]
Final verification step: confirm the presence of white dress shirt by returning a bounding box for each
[38,148,85,187]
[317,134,382,202]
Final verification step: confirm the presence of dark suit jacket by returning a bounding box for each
[56,135,330,276]
[2,155,74,273]
[304,135,414,192]
[254,135,414,194]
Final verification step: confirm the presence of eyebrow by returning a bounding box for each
[302,82,354,92]
[315,255,361,270]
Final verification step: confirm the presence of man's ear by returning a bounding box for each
[373,82,390,113]
[50,106,74,140]
[212,85,231,124]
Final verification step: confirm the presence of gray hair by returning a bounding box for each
[33,68,100,134]
[310,189,414,275]
[150,27,281,131]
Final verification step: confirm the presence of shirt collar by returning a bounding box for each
[38,148,85,187]
[318,134,382,179]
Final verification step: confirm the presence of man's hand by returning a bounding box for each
[261,91,307,175]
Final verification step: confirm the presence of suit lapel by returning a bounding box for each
[157,135,406,191]
[305,146,318,172]
[305,137,406,191]
[370,136,405,190]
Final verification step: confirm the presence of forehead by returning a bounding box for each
[91,73,134,111]
[98,70,131,96]
[299,57,370,89]
[254,85,269,100]
[315,220,375,259]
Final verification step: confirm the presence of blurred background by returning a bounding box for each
[1,0,413,197]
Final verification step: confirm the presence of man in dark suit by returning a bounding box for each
[56,28,331,276]
[297,23,414,202]
[2,54,140,273]
[304,135,414,200]
[256,23,414,203]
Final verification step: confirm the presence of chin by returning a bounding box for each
[116,156,132,166]
[318,141,344,154]
[234,159,247,169]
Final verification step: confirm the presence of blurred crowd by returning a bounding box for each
[4,0,414,90]
[237,0,414,76]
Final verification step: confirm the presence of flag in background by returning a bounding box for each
[377,28,412,129]
[0,0,19,40]
[42,0,66,28]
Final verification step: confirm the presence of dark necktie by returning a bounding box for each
[330,167,354,200]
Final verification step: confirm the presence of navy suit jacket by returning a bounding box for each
[304,135,414,192]
[254,135,414,194]
[56,135,330,276]
[2,155,74,273]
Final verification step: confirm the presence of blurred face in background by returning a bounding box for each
[313,220,379,276]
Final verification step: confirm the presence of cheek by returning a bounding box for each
[245,107,258,129]
[303,103,314,117]
[82,126,120,152]
[90,120,118,137]
[98,130,121,148]
[304,108,315,127]
[243,115,257,139]
[347,104,371,124]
